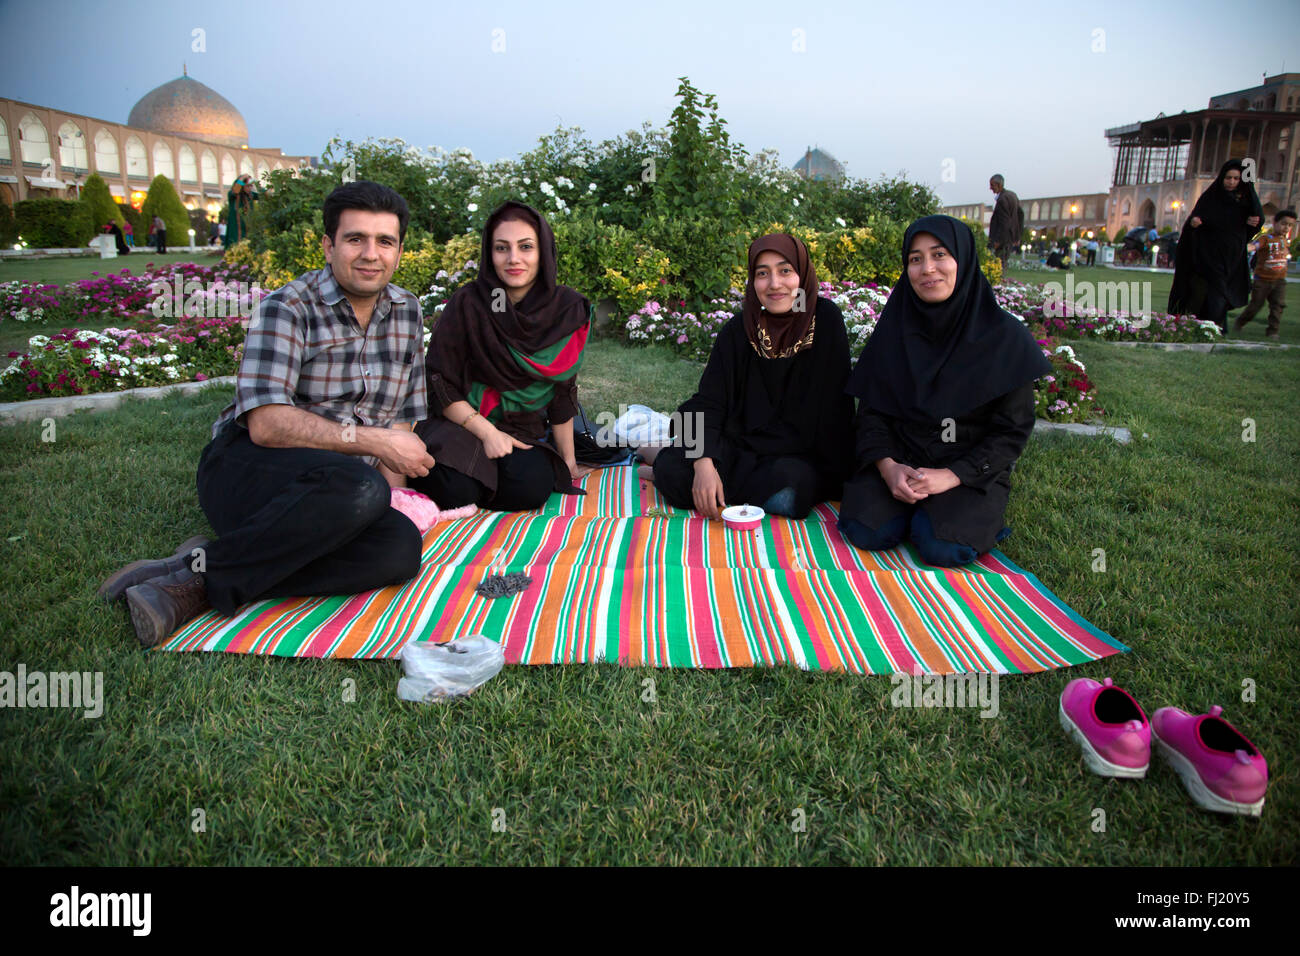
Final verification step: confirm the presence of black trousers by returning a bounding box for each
[652,446,825,519]
[408,446,555,512]
[195,424,423,615]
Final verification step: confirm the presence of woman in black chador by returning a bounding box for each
[1168,158,1263,333]
[839,215,1050,567]
[646,233,854,520]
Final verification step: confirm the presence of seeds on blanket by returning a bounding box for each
[476,572,532,599]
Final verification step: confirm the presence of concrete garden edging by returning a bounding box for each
[0,376,235,425]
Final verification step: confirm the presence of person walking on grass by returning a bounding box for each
[1169,159,1263,334]
[99,181,434,647]
[1233,209,1295,341]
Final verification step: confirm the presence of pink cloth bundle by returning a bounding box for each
[389,487,478,534]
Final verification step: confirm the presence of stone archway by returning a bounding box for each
[1139,199,1156,227]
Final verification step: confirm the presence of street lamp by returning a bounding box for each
[188,228,196,252]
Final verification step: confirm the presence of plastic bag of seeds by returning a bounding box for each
[397,635,504,704]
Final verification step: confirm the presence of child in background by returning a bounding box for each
[1234,209,1296,340]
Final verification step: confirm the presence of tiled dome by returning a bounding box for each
[127,73,248,149]
[793,146,845,183]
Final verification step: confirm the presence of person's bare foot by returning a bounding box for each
[637,464,655,482]
[636,445,664,466]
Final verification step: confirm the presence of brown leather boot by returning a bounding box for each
[99,535,211,603]
[125,567,211,648]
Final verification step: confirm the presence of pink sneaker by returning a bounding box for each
[1059,677,1150,778]
[1152,705,1267,817]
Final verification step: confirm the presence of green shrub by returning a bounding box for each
[392,240,444,297]
[440,233,479,274]
[644,215,746,305]
[552,216,676,320]
[14,198,94,248]
[0,201,16,247]
[140,175,191,243]
[81,174,124,229]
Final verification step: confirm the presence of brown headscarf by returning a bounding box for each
[457,200,589,352]
[742,233,819,358]
[426,201,590,413]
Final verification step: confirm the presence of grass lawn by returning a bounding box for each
[0,250,226,287]
[1004,263,1300,346]
[1,332,1296,865]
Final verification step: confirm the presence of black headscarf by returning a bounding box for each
[846,214,1050,422]
[1169,159,1263,313]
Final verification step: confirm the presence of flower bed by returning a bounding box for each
[0,262,263,328]
[0,280,69,323]
[994,280,1220,343]
[1034,341,1103,422]
[1,316,245,401]
[1,261,264,401]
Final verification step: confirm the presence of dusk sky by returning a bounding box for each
[2,0,1297,205]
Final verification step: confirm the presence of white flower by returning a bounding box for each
[523,177,531,185]
[835,217,847,227]
[624,184,636,195]
[588,183,597,192]
[539,181,555,196]
[792,198,800,207]
[467,203,478,213]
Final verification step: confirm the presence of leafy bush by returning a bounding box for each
[81,174,124,229]
[0,201,16,247]
[552,216,675,321]
[392,242,444,298]
[644,215,746,306]
[439,233,478,274]
[14,198,95,248]
[140,176,191,243]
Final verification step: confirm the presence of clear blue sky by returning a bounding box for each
[2,0,1297,204]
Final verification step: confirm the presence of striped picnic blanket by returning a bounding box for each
[160,465,1125,672]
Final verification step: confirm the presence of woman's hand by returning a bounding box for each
[566,458,592,484]
[1247,216,1261,228]
[906,467,961,496]
[482,424,530,460]
[692,457,727,519]
[1189,216,1202,228]
[877,458,927,503]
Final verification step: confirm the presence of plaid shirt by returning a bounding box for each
[212,266,428,440]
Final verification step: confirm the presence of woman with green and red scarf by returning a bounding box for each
[412,201,591,511]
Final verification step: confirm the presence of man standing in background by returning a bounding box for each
[988,174,1023,271]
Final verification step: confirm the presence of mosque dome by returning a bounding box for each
[793,146,845,183]
[127,71,249,148]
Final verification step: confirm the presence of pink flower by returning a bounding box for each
[194,373,208,381]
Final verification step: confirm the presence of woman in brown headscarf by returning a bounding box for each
[645,233,854,519]
[411,201,592,511]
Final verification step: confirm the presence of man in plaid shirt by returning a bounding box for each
[100,181,436,647]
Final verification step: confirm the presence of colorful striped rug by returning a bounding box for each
[160,465,1126,672]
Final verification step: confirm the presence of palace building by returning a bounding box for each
[0,69,311,220]
[1104,73,1300,236]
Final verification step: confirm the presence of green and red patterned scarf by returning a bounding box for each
[466,322,588,422]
